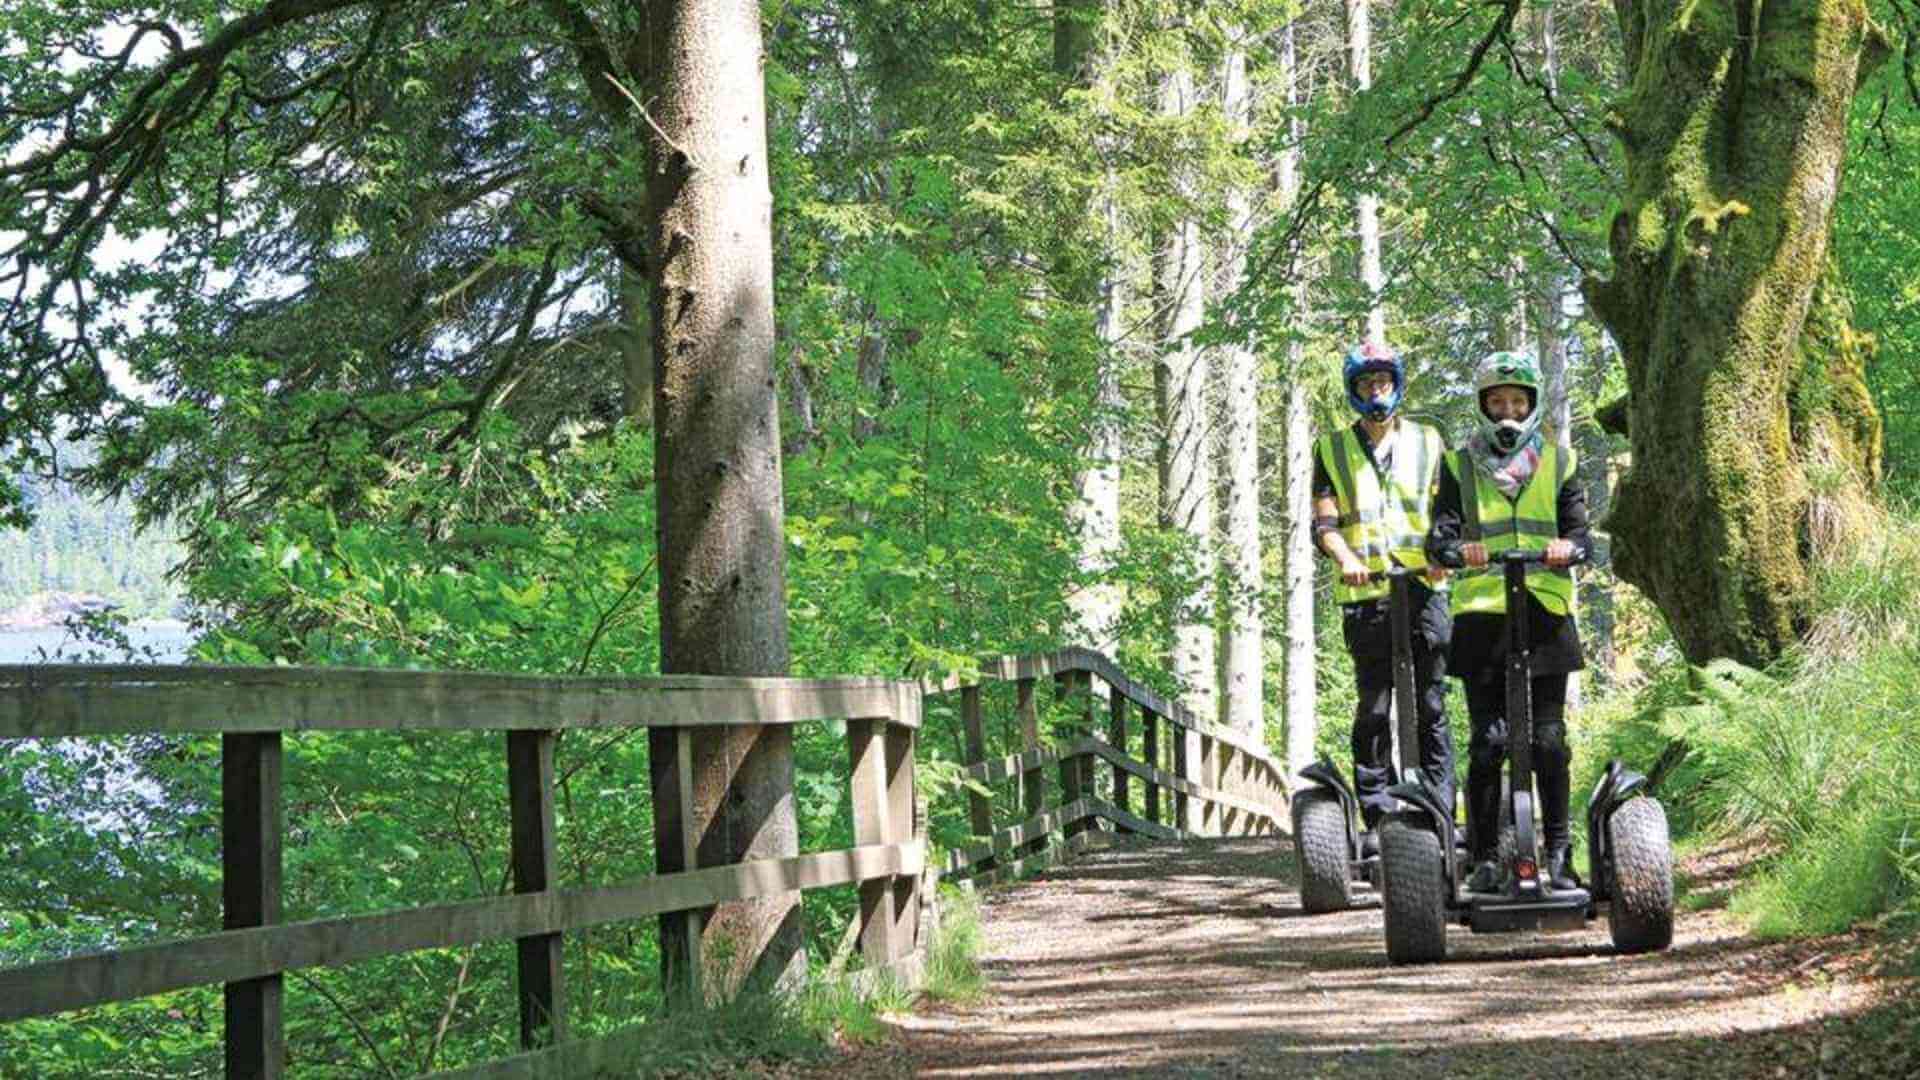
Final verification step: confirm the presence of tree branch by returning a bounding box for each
[1384,0,1522,149]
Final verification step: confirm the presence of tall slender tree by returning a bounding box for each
[1276,20,1318,775]
[1060,0,1125,658]
[1345,0,1387,344]
[645,0,801,997]
[1220,25,1265,736]
[1157,50,1218,725]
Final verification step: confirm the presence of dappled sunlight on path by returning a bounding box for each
[804,834,1915,1078]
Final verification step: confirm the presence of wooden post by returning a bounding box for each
[648,727,703,1000]
[1077,671,1098,805]
[223,733,283,1080]
[959,685,994,873]
[1108,691,1128,815]
[1142,708,1161,824]
[1172,722,1190,832]
[1057,673,1087,840]
[1199,734,1218,836]
[1017,677,1044,856]
[507,730,565,1048]
[848,718,897,961]
[886,722,920,959]
[850,717,916,966]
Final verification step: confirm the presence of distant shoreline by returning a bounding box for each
[0,617,191,635]
[0,589,181,633]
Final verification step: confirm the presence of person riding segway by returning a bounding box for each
[1428,351,1583,896]
[1292,341,1457,913]
[1369,350,1675,963]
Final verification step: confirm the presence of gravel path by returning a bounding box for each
[802,832,1918,1078]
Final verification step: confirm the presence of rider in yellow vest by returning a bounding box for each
[1312,342,1456,846]
[1425,352,1590,893]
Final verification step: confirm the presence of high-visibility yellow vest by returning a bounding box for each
[1444,444,1577,617]
[1316,420,1445,605]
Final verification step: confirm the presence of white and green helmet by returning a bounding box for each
[1474,351,1544,454]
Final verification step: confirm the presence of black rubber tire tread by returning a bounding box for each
[1607,796,1675,953]
[1293,790,1352,914]
[1380,813,1448,964]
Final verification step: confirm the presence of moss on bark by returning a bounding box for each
[1584,0,1886,666]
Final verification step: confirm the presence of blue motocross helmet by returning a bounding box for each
[1343,341,1404,422]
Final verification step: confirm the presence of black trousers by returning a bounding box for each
[1462,669,1571,860]
[1351,640,1455,829]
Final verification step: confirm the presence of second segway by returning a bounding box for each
[1376,547,1676,962]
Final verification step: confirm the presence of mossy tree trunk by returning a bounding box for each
[1584,0,1886,666]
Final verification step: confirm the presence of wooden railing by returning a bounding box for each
[1,648,1290,1077]
[929,648,1291,884]
[0,665,924,1078]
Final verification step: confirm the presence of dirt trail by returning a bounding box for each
[807,834,1918,1078]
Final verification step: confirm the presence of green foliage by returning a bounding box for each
[1838,51,1920,501]
[1575,512,1920,936]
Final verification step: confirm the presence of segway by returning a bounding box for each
[1292,565,1439,912]
[1376,547,1675,963]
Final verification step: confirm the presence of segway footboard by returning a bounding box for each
[1467,888,1592,932]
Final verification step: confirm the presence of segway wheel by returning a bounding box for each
[1380,812,1448,964]
[1607,796,1674,953]
[1293,789,1352,913]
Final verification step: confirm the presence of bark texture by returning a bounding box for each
[1220,36,1264,737]
[1585,0,1885,665]
[645,0,802,997]
[1060,0,1124,656]
[1278,23,1317,775]
[1156,61,1218,727]
[1345,0,1386,343]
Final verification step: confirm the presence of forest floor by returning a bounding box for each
[788,832,1920,1078]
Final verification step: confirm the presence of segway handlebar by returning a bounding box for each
[1428,543,1589,570]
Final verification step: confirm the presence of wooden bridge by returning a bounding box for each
[0,648,1291,1078]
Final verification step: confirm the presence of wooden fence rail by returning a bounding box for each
[0,665,923,1078]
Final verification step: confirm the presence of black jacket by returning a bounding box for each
[1424,454,1589,676]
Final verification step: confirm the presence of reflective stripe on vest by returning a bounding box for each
[1446,444,1577,617]
[1317,421,1444,605]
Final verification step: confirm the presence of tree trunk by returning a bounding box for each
[620,267,653,427]
[1060,0,1123,656]
[1535,283,1572,451]
[1156,60,1217,726]
[1345,0,1385,343]
[1220,32,1263,737]
[1584,0,1886,665]
[644,0,801,999]
[1576,334,1620,687]
[1278,21,1318,776]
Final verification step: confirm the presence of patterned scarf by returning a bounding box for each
[1469,429,1544,498]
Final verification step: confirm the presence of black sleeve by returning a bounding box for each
[1425,459,1465,561]
[1558,477,1592,552]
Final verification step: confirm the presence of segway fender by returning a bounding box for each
[1297,757,1362,860]
[1585,759,1652,901]
[1384,779,1458,886]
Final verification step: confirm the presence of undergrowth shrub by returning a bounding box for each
[1574,511,1920,937]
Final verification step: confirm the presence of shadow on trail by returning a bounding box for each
[875,834,1907,1078]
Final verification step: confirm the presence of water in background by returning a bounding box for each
[0,622,194,663]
